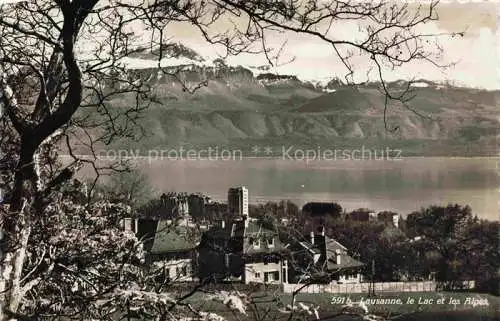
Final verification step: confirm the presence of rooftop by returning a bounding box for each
[297,241,322,255]
[204,218,277,240]
[150,220,201,254]
[244,220,276,236]
[326,254,364,270]
[324,236,364,270]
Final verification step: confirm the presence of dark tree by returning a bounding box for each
[302,202,343,218]
[0,0,456,319]
[406,204,475,284]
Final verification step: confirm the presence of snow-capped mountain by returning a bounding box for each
[88,43,499,157]
[121,43,339,91]
[121,43,468,93]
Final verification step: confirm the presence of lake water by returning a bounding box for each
[111,157,498,221]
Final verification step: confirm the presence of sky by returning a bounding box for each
[0,0,498,89]
[161,2,500,89]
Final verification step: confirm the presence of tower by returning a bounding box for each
[228,186,248,217]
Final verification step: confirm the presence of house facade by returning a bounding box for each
[198,217,288,284]
[148,220,201,282]
[120,217,158,251]
[288,230,364,284]
[323,236,364,283]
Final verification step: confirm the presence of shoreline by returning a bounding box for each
[59,154,500,160]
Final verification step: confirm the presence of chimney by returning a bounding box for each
[310,231,314,245]
[335,249,341,265]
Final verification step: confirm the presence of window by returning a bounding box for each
[267,238,274,248]
[264,271,280,283]
[251,238,260,249]
[176,266,186,277]
[254,272,261,279]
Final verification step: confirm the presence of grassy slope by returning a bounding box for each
[183,291,499,321]
[78,71,499,157]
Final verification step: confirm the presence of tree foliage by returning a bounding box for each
[0,0,459,319]
[406,205,498,292]
[98,169,155,208]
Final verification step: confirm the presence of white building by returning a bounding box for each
[120,217,138,233]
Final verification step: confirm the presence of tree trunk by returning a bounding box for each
[0,200,30,321]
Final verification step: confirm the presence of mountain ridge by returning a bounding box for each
[79,43,499,157]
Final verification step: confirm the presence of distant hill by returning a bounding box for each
[74,44,499,157]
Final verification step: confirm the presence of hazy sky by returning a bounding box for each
[1,0,498,89]
[155,2,499,89]
[173,2,499,89]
